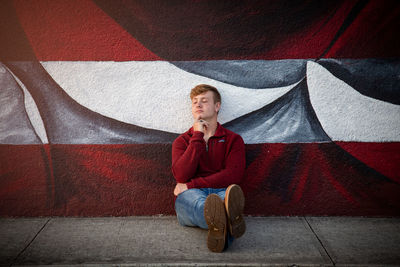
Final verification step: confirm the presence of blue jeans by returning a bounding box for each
[175,188,227,229]
[175,188,234,246]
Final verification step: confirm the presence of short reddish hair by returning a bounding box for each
[190,84,221,104]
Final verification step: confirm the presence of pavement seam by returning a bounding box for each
[303,217,336,266]
[9,218,52,267]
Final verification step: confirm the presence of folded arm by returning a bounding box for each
[172,131,206,183]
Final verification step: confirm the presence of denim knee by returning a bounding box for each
[175,189,208,229]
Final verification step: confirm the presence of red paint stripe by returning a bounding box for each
[43,144,56,206]
[1,143,399,216]
[292,157,311,203]
[242,143,400,216]
[13,0,161,61]
[0,145,50,215]
[319,154,359,206]
[335,142,400,183]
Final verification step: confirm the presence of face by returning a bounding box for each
[191,91,221,120]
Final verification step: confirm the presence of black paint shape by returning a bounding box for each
[93,0,341,60]
[318,0,369,59]
[170,60,307,88]
[223,78,331,143]
[318,59,400,105]
[0,63,41,144]
[267,144,304,202]
[4,61,178,144]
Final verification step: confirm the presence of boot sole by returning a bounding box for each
[225,184,246,238]
[204,194,227,253]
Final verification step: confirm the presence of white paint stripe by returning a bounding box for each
[307,61,400,142]
[40,61,297,134]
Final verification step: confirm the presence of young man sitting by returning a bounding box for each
[172,84,246,252]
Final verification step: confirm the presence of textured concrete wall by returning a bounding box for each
[0,0,399,216]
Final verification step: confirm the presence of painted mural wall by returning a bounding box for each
[0,0,399,216]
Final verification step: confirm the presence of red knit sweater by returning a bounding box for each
[172,123,245,189]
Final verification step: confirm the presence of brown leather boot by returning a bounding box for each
[204,194,227,253]
[225,184,246,238]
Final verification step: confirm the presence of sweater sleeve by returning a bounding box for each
[171,131,206,183]
[186,135,245,189]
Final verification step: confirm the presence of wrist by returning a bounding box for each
[186,181,193,189]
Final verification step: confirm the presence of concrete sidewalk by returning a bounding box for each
[1,216,399,266]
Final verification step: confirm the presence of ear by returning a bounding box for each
[215,102,221,113]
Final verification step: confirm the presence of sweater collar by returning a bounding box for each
[188,122,226,137]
